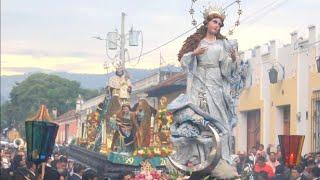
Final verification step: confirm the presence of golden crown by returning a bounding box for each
[202,4,226,20]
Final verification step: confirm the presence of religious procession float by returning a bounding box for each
[68,1,251,179]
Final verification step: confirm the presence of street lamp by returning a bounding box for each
[128,27,140,46]
[107,31,119,50]
[94,12,143,70]
[267,62,285,84]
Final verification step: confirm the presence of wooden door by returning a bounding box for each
[283,106,290,135]
[247,110,261,151]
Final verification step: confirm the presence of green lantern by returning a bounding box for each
[25,105,59,165]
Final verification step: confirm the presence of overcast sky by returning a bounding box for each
[1,0,320,75]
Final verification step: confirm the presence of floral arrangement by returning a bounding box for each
[134,161,190,180]
[133,146,173,158]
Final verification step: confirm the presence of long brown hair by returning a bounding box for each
[178,14,226,61]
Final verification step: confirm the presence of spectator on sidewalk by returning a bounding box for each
[266,152,280,173]
[254,156,275,179]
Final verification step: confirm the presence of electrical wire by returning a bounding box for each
[126,0,289,64]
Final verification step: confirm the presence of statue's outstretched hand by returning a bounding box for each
[192,46,207,56]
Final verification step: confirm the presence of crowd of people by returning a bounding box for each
[233,144,320,180]
[0,146,99,180]
[1,143,320,180]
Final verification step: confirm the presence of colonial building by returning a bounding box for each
[76,94,105,140]
[131,70,180,108]
[235,25,320,154]
[55,109,78,144]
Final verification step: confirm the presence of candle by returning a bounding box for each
[289,153,294,166]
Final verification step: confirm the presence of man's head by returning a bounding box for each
[258,144,264,151]
[82,168,98,180]
[56,156,68,175]
[307,159,316,170]
[257,156,266,166]
[316,152,320,162]
[54,154,59,161]
[13,153,26,168]
[116,66,124,77]
[269,152,276,162]
[291,165,304,179]
[73,163,85,175]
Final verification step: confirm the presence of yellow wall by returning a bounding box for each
[238,85,263,112]
[269,77,297,143]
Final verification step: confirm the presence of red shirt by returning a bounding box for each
[254,163,275,178]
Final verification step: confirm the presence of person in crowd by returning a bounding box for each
[82,168,98,180]
[9,152,28,179]
[257,144,266,157]
[301,159,317,179]
[276,145,282,162]
[254,171,268,180]
[0,149,11,179]
[290,165,304,180]
[266,152,280,173]
[56,156,68,178]
[254,156,275,179]
[316,152,320,168]
[69,163,84,180]
[66,159,75,178]
[38,163,60,180]
[23,161,37,180]
[247,146,257,164]
[274,163,290,180]
[310,166,320,180]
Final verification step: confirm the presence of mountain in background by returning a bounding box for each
[1,65,182,104]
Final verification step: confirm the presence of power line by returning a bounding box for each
[127,0,238,62]
[127,24,200,62]
[127,0,289,63]
[241,0,289,25]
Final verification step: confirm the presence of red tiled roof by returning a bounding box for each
[146,72,186,93]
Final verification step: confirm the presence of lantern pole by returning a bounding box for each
[120,12,126,70]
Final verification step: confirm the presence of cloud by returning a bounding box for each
[1,0,320,76]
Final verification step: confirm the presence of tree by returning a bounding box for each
[1,73,99,135]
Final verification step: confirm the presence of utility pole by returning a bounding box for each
[93,12,142,71]
[120,12,126,69]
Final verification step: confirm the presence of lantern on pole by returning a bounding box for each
[278,135,305,168]
[268,66,278,84]
[25,105,59,165]
[268,62,285,84]
[107,31,118,50]
[129,27,140,46]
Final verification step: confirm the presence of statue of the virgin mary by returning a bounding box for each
[168,5,249,179]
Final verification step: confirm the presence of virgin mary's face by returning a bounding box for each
[207,18,222,35]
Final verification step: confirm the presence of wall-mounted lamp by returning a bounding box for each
[266,62,285,84]
[296,112,301,122]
